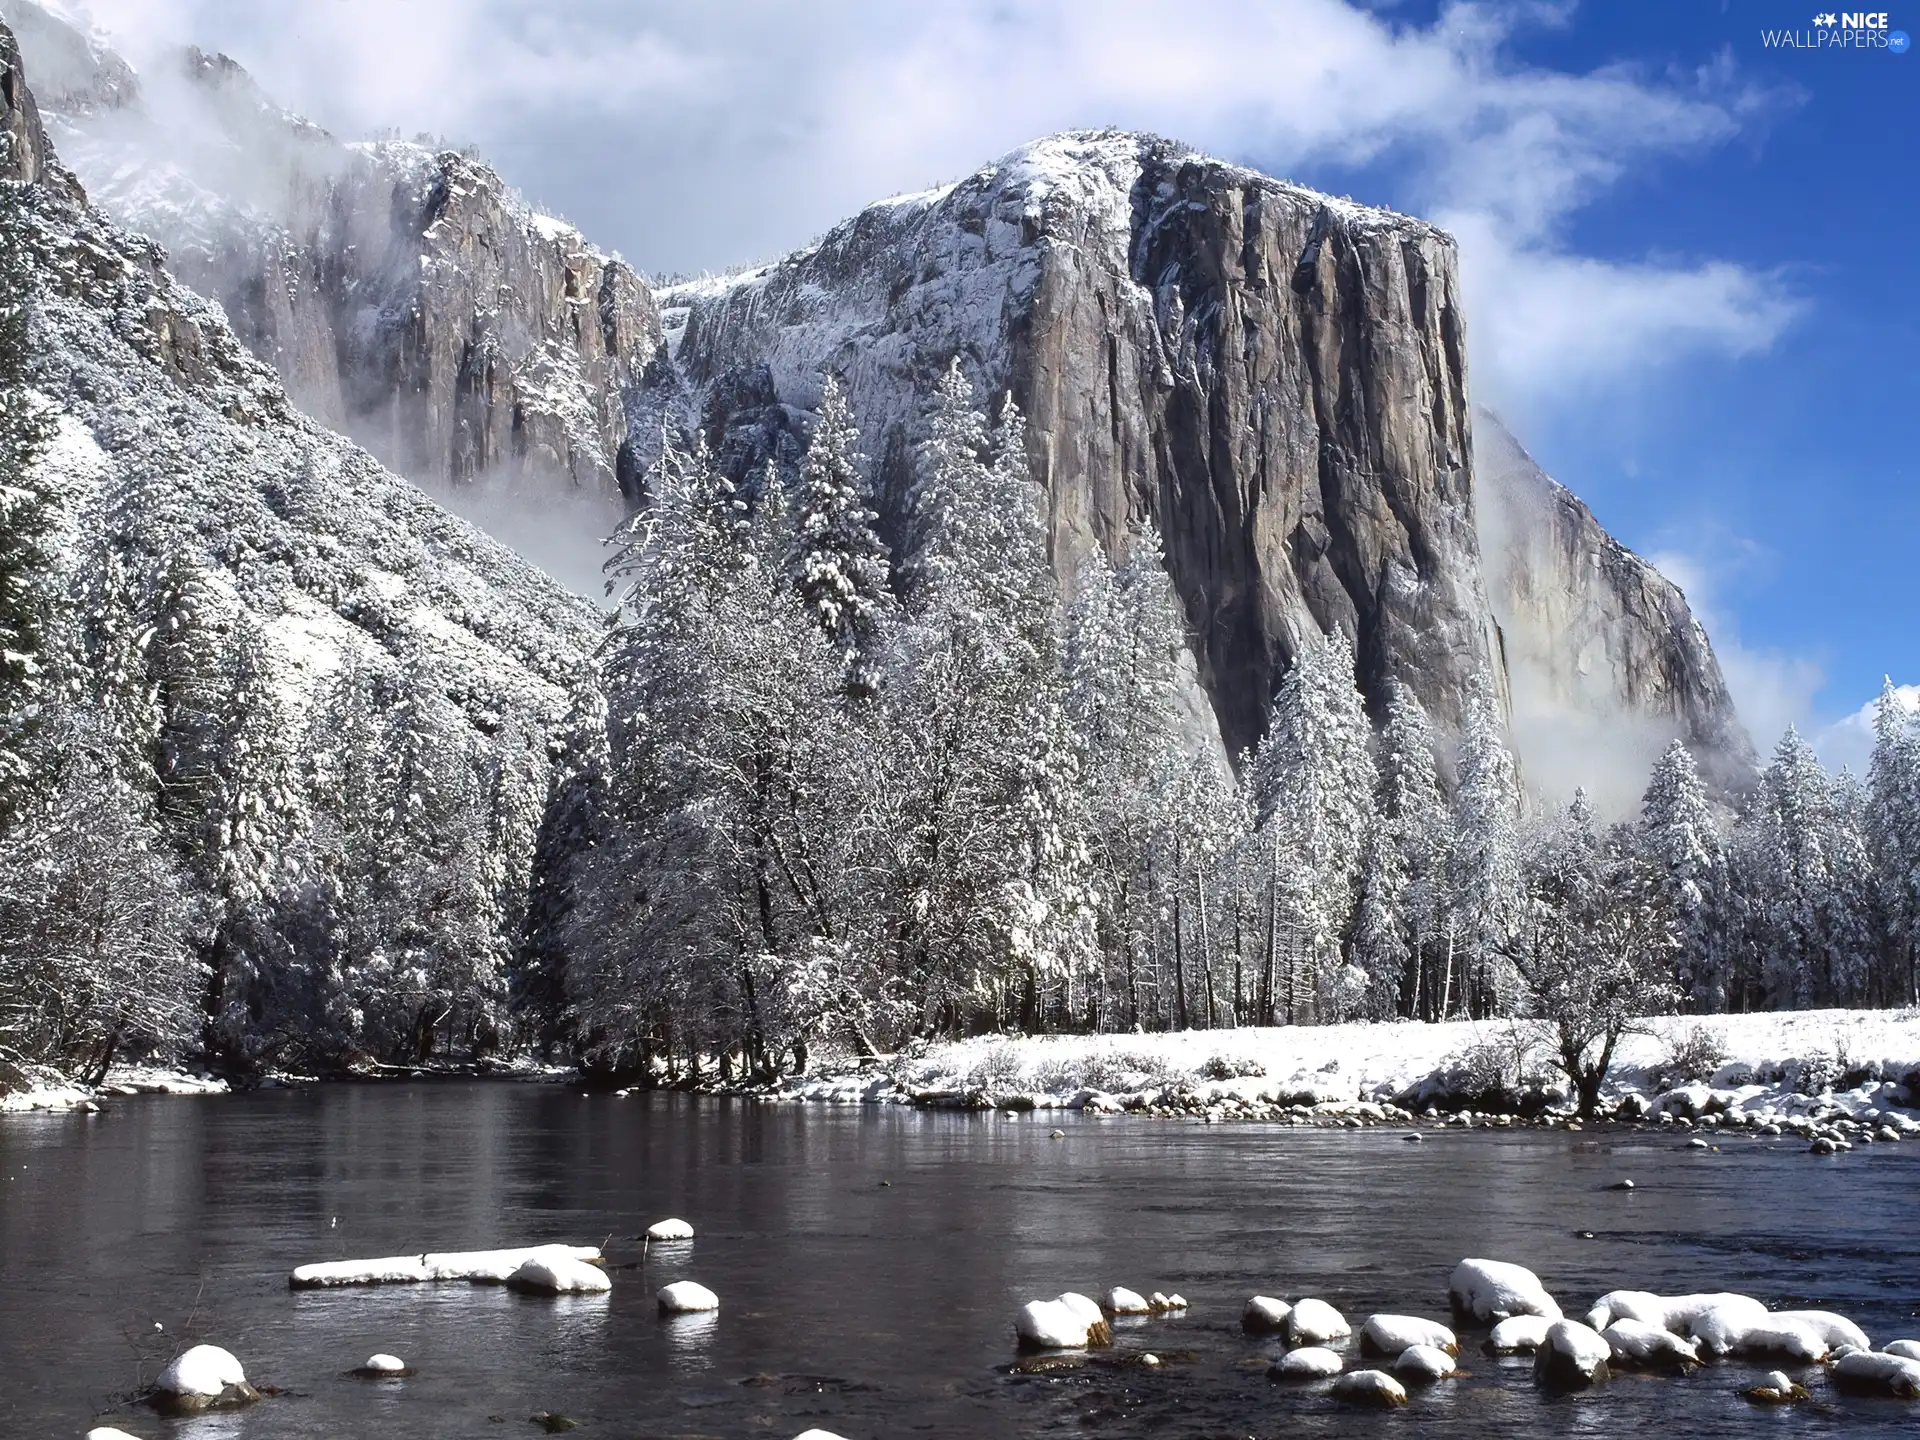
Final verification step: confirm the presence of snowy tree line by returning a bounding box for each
[0,180,558,1084]
[544,364,1920,1084]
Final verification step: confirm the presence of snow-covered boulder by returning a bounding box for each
[792,1431,852,1440]
[1330,1369,1407,1407]
[507,1254,611,1295]
[1602,1319,1700,1369]
[1586,1290,1764,1337]
[1268,1347,1344,1380]
[351,1353,416,1377]
[1533,1320,1611,1390]
[1486,1315,1553,1353]
[1450,1259,1560,1324]
[646,1219,695,1241]
[1884,1339,1920,1361]
[1105,1287,1151,1316]
[1017,1298,1096,1350]
[1770,1310,1870,1352]
[1741,1370,1809,1405]
[1055,1293,1111,1343]
[149,1346,258,1414]
[87,1430,145,1440]
[657,1281,720,1314]
[1286,1297,1350,1345]
[1832,1350,1920,1398]
[1394,1344,1460,1381]
[1242,1296,1291,1334]
[288,1243,604,1288]
[1361,1314,1456,1356]
[1727,1318,1830,1363]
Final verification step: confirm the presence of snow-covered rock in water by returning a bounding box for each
[657,1281,720,1314]
[1361,1314,1456,1356]
[1486,1315,1554,1353]
[1450,1259,1561,1324]
[1884,1339,1920,1361]
[1394,1344,1460,1381]
[647,1219,694,1241]
[359,1353,409,1374]
[1585,1289,1764,1337]
[1330,1369,1408,1407]
[1533,1321,1611,1390]
[792,1432,852,1440]
[1268,1347,1344,1380]
[1770,1310,1870,1352]
[289,1244,603,1288]
[1602,1319,1700,1369]
[1286,1297,1350,1345]
[1149,1291,1186,1312]
[1742,1370,1808,1405]
[1243,1296,1292,1334]
[1724,1318,1829,1363]
[1832,1350,1920,1398]
[1016,1298,1094,1350]
[507,1254,611,1295]
[1054,1292,1111,1344]
[1105,1287,1152,1316]
[149,1345,257,1413]
[87,1430,145,1440]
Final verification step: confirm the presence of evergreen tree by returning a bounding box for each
[1639,739,1724,1010]
[790,376,892,693]
[1374,682,1451,1018]
[0,179,56,826]
[1448,673,1522,1018]
[1867,680,1920,1005]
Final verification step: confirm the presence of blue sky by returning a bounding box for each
[69,0,1919,762]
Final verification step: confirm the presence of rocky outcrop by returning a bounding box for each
[1475,410,1754,795]
[661,130,1500,755]
[8,5,661,499]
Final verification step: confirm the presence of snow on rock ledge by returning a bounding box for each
[1450,1260,1560,1324]
[507,1254,612,1295]
[289,1243,603,1289]
[149,1345,258,1414]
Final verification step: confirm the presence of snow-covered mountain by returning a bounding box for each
[4,1,1751,787]
[3,0,660,505]
[653,130,1749,773]
[1,15,602,1065]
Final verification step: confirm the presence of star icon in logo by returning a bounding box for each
[1813,11,1838,23]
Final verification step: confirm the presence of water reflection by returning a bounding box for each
[4,1087,1918,1439]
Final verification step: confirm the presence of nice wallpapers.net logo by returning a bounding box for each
[1763,11,1912,49]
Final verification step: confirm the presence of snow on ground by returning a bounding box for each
[1,1065,227,1113]
[779,1009,1920,1136]
[288,1243,603,1289]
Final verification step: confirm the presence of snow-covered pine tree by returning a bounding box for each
[1867,679,1920,1005]
[1447,673,1522,1018]
[1373,681,1451,1018]
[0,177,56,827]
[1243,630,1377,1023]
[1639,739,1725,1010]
[1741,726,1840,1009]
[790,376,892,694]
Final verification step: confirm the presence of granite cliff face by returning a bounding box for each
[5,3,661,500]
[661,132,1500,755]
[1475,410,1757,798]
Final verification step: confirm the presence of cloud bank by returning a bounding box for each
[61,0,1800,424]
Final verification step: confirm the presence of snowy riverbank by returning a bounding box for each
[777,1010,1920,1143]
[0,1065,228,1113]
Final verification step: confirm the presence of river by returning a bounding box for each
[3,1083,1917,1437]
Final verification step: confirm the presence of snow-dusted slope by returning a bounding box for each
[4,0,660,503]
[657,130,1749,773]
[658,130,1493,754]
[2,18,600,1034]
[1476,410,1755,804]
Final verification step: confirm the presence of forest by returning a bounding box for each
[2,185,1918,1089]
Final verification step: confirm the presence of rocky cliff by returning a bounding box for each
[4,2,661,502]
[660,131,1500,755]
[1475,409,1757,799]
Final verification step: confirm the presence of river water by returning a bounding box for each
[3,1083,1918,1438]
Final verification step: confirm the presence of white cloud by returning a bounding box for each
[1814,683,1920,776]
[56,0,1801,420]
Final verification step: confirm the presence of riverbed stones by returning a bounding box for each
[1742,1370,1809,1405]
[1286,1297,1350,1345]
[1534,1321,1611,1390]
[351,1353,416,1377]
[1243,1296,1291,1334]
[1268,1347,1344,1380]
[1449,1259,1561,1323]
[1831,1350,1920,1398]
[1331,1369,1408,1407]
[1486,1315,1553,1353]
[1361,1314,1457,1356]
[646,1218,694,1241]
[148,1345,259,1415]
[507,1254,611,1295]
[658,1281,720,1315]
[1393,1344,1460,1381]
